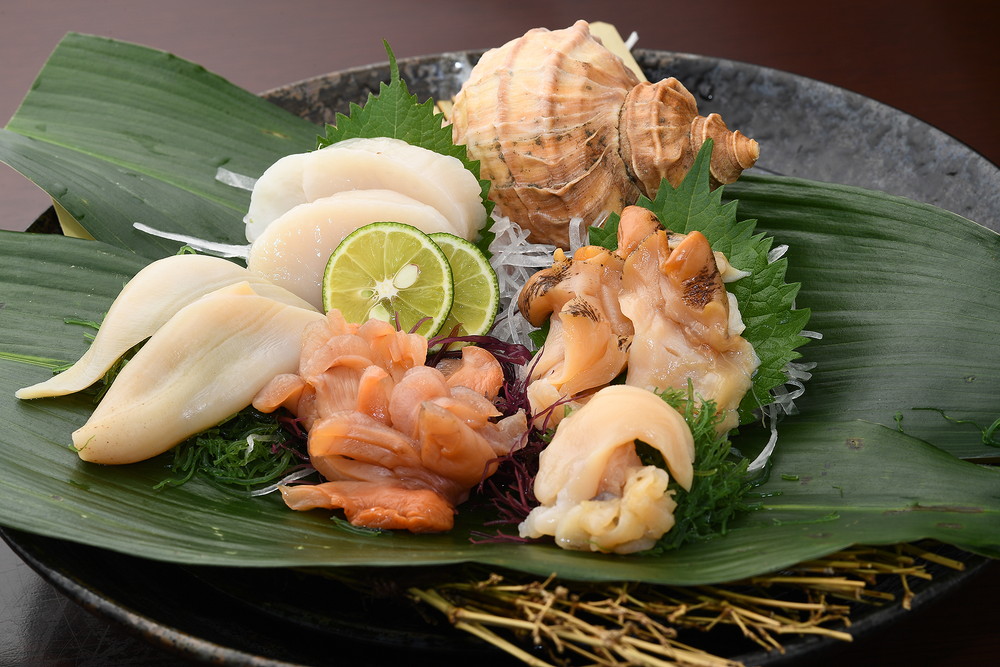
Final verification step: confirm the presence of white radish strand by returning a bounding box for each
[133,222,251,259]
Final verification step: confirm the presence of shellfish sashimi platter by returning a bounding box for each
[0,18,998,600]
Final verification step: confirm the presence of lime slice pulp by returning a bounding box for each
[322,222,454,337]
[428,232,500,340]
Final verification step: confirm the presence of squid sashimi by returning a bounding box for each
[15,254,315,400]
[620,229,758,432]
[519,385,694,554]
[72,283,324,465]
[254,310,527,532]
[247,189,459,309]
[243,137,486,242]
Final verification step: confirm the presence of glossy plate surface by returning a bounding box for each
[6,48,999,665]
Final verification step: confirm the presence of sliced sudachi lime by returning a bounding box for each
[322,222,454,337]
[429,232,500,339]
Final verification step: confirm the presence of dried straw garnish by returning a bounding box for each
[408,542,965,667]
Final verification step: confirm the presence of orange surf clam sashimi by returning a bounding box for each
[519,205,758,434]
[253,310,527,533]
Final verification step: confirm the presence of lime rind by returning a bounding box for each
[322,222,454,337]
[429,232,500,338]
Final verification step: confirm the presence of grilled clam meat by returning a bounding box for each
[450,20,759,247]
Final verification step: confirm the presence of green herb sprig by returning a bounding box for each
[155,408,308,493]
[637,385,756,552]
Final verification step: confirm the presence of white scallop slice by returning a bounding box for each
[247,189,460,310]
[242,137,486,243]
[303,137,486,240]
[243,151,311,242]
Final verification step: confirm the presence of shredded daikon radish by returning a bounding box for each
[567,216,588,252]
[767,244,789,264]
[216,166,258,191]
[249,466,318,497]
[488,214,558,348]
[133,222,251,259]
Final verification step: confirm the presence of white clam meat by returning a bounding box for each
[16,254,315,400]
[71,282,324,465]
[244,137,486,242]
[518,385,695,554]
[247,189,459,309]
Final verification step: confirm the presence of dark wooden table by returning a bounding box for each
[1,1,997,665]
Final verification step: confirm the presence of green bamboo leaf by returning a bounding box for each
[1,33,319,258]
[1,228,997,584]
[726,174,1000,460]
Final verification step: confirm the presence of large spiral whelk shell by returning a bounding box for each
[450,20,760,247]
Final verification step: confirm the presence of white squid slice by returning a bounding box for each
[244,137,486,242]
[71,282,325,465]
[15,254,315,400]
[247,189,460,309]
[519,385,695,554]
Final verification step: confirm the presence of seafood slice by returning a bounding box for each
[387,365,451,439]
[518,245,631,422]
[614,205,662,258]
[243,151,311,242]
[253,310,527,532]
[15,254,314,400]
[247,189,459,309]
[355,317,428,383]
[244,137,486,242]
[257,313,526,533]
[303,137,486,240]
[253,312,429,430]
[620,229,759,432]
[71,283,324,464]
[435,344,505,400]
[416,401,502,488]
[280,480,455,533]
[305,411,458,495]
[519,385,694,554]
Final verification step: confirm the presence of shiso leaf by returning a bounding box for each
[317,42,495,255]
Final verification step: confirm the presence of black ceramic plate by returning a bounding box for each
[4,49,999,666]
